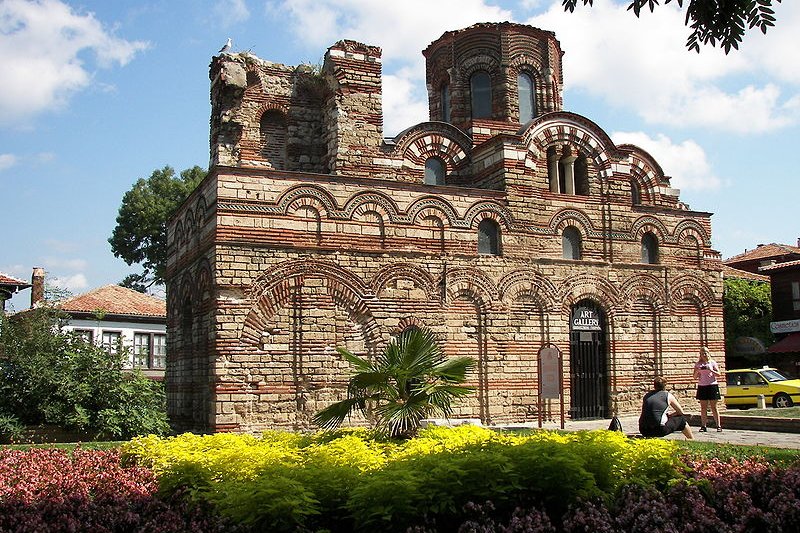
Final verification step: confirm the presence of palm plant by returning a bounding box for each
[313,327,476,438]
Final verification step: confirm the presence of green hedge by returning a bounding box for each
[124,426,684,532]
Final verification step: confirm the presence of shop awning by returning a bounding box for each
[766,332,800,354]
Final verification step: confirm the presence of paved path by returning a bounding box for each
[500,414,800,449]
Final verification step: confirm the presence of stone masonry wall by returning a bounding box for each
[165,22,724,434]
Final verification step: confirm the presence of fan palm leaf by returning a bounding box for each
[312,327,476,437]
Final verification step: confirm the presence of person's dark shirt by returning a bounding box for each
[639,390,669,436]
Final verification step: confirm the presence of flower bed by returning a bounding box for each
[2,427,799,532]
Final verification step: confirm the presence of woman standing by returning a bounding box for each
[694,347,722,432]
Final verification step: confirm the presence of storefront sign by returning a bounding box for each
[771,319,800,334]
[572,306,601,331]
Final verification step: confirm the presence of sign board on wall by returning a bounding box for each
[771,319,800,334]
[571,306,601,331]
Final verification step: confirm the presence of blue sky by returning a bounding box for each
[2,0,798,311]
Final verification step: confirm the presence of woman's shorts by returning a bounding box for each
[696,384,721,401]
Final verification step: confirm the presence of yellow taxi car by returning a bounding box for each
[725,367,800,409]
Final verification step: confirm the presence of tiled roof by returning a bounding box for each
[759,258,800,273]
[58,285,166,318]
[720,264,769,282]
[723,243,800,264]
[0,273,30,288]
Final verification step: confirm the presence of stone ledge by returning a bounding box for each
[688,414,800,433]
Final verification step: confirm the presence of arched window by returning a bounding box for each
[562,227,582,260]
[631,180,641,205]
[260,109,287,169]
[574,156,589,196]
[424,157,445,185]
[641,232,659,264]
[477,218,501,256]
[441,84,451,122]
[517,72,535,123]
[470,71,492,119]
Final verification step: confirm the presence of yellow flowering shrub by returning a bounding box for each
[122,427,688,532]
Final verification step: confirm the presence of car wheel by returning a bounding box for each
[773,393,794,408]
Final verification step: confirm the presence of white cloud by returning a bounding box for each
[0,154,17,172]
[50,273,88,293]
[611,131,721,192]
[526,1,799,133]
[0,0,149,125]
[44,257,89,271]
[214,0,251,28]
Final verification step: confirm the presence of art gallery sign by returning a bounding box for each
[770,319,800,334]
[572,306,601,331]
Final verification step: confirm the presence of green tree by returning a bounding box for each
[723,277,773,364]
[563,0,781,53]
[313,328,476,438]
[109,165,206,290]
[0,307,170,440]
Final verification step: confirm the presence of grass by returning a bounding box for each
[724,406,800,418]
[678,440,800,466]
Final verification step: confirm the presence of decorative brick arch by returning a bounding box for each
[194,195,208,228]
[521,112,625,180]
[241,259,380,350]
[497,268,559,311]
[407,195,460,226]
[464,200,513,230]
[392,123,472,176]
[342,191,400,222]
[674,219,710,247]
[558,274,620,316]
[631,215,669,241]
[669,275,717,312]
[619,144,670,195]
[276,184,339,219]
[619,273,668,312]
[548,208,595,235]
[444,266,497,311]
[371,262,438,301]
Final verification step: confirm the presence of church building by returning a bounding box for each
[165,22,724,433]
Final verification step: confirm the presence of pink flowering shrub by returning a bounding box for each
[0,448,235,533]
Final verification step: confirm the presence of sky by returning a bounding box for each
[1,0,798,311]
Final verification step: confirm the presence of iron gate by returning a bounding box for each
[569,303,609,419]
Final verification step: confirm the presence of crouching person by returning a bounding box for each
[639,376,694,440]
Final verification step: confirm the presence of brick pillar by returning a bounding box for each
[323,40,383,177]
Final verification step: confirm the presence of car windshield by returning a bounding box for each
[761,369,790,382]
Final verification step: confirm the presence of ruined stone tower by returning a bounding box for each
[166,22,724,434]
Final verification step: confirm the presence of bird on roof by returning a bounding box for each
[218,38,232,54]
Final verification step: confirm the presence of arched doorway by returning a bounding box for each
[569,300,609,419]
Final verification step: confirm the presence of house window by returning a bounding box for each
[133,333,150,367]
[477,219,501,256]
[792,281,800,312]
[562,227,582,260]
[470,71,492,119]
[631,180,642,205]
[101,331,122,356]
[641,232,659,264]
[441,84,450,122]
[74,329,94,343]
[517,72,535,123]
[153,334,166,369]
[424,157,445,185]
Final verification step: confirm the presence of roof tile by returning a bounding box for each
[58,285,165,318]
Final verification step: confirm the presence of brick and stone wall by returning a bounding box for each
[166,22,724,434]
